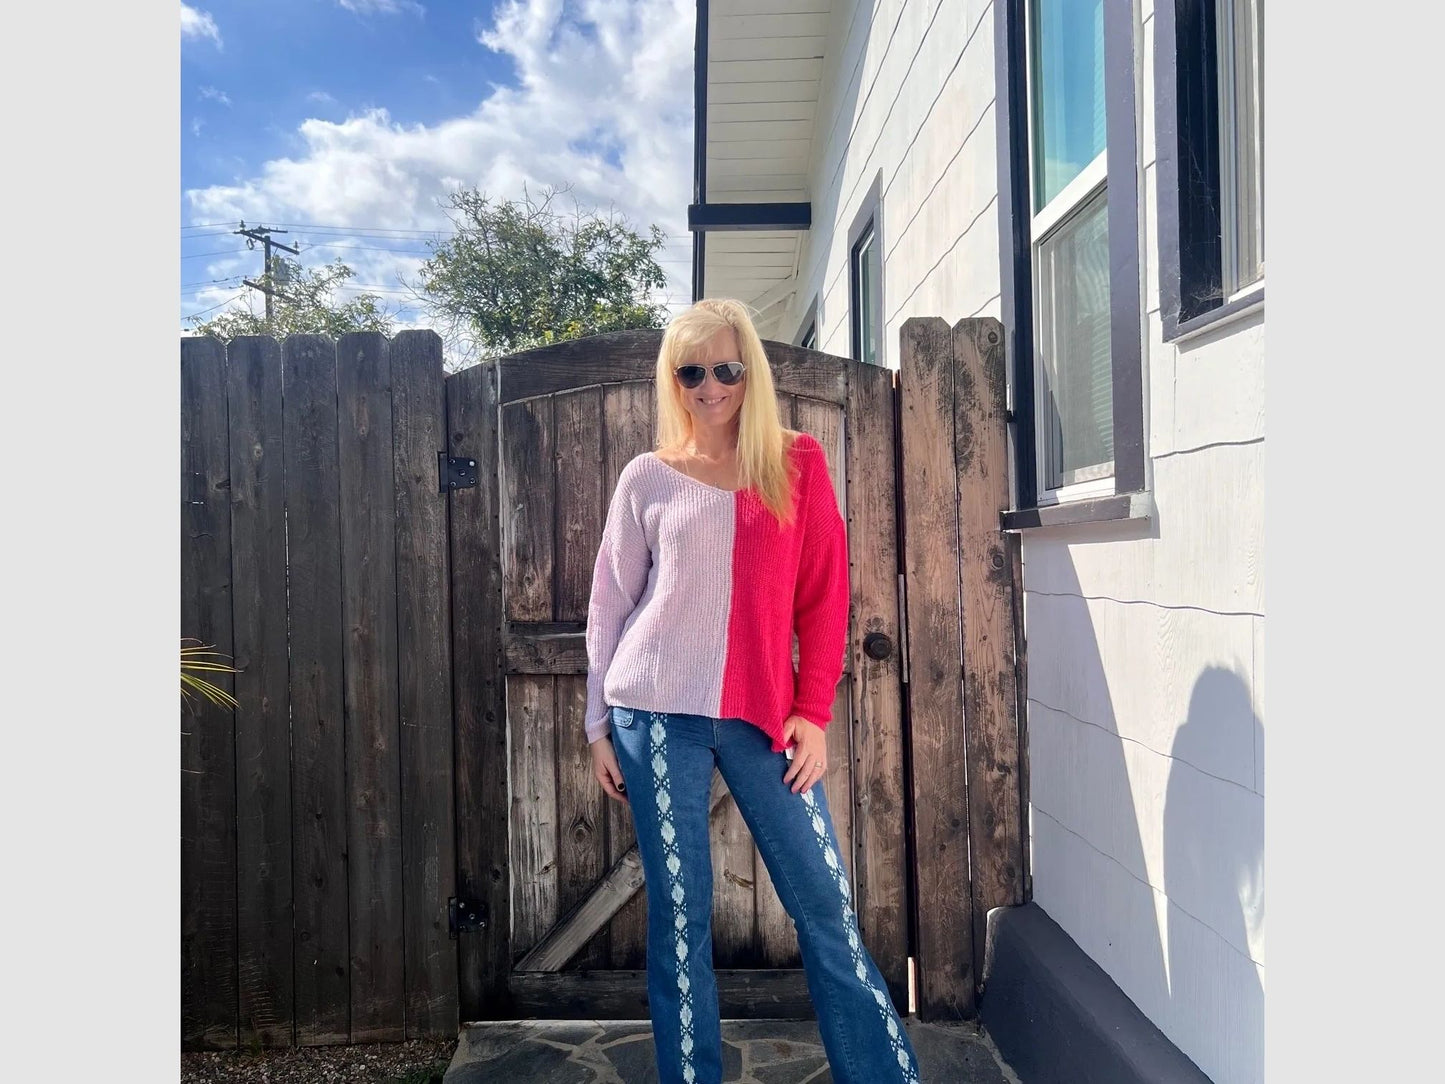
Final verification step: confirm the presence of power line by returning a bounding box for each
[182,275,245,289]
[275,221,449,236]
[184,291,249,321]
[182,248,249,260]
[182,221,692,246]
[297,242,435,257]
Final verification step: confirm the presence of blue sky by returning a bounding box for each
[181,1,696,332]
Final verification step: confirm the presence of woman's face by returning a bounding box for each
[678,327,747,430]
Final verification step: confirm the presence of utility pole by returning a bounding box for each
[235,222,300,322]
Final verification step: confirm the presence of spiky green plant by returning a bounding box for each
[182,638,241,711]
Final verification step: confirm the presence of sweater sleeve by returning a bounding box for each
[584,464,653,744]
[788,438,851,729]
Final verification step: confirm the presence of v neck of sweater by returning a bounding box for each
[647,451,744,495]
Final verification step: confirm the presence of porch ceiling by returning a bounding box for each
[696,0,833,339]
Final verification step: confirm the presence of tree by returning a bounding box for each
[188,258,395,340]
[415,185,673,361]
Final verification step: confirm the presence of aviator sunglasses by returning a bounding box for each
[673,362,747,389]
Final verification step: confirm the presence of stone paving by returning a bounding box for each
[442,1017,1019,1083]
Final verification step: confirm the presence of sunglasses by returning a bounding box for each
[673,362,747,389]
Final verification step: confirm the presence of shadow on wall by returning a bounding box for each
[1164,668,1264,1082]
[1026,539,1263,1083]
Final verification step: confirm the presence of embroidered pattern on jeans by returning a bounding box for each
[800,785,920,1083]
[650,713,696,1083]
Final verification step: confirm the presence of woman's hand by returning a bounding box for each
[591,734,629,805]
[780,714,827,793]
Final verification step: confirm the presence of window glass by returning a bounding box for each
[852,224,881,366]
[1030,0,1107,211]
[1220,0,1264,293]
[1036,190,1113,488]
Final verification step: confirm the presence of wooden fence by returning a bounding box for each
[181,332,456,1048]
[180,321,1027,1047]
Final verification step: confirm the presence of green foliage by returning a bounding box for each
[189,258,395,340]
[182,638,240,713]
[416,185,672,361]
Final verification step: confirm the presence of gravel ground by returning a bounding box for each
[180,1038,457,1084]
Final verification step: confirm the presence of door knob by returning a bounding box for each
[862,632,893,660]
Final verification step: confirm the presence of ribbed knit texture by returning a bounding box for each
[584,431,850,753]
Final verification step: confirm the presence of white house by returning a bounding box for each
[687,2,1264,1082]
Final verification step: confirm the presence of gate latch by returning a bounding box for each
[440,452,478,493]
[449,896,487,938]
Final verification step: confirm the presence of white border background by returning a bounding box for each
[3,2,1442,1078]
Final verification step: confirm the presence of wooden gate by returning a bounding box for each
[446,329,914,1022]
[179,318,1024,1045]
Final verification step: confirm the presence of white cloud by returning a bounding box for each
[191,118,205,137]
[184,0,697,315]
[181,4,222,48]
[338,0,425,15]
[308,90,338,105]
[199,85,231,106]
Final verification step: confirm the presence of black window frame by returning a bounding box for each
[847,173,885,368]
[1155,0,1264,343]
[994,0,1148,527]
[795,293,819,350]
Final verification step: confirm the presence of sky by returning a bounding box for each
[180,0,697,332]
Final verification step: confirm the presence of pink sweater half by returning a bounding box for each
[584,431,851,753]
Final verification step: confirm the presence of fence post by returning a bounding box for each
[952,317,1027,993]
[898,317,976,1020]
[181,335,239,1050]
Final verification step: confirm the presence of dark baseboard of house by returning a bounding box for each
[979,902,1213,1084]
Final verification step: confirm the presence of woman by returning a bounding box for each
[584,298,923,1084]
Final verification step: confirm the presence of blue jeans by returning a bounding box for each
[608,705,923,1084]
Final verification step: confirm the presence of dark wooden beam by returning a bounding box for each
[507,970,819,1020]
[688,202,813,232]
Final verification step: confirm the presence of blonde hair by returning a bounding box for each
[654,298,800,527]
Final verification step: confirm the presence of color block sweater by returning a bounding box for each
[584,431,850,753]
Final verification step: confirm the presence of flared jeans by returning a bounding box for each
[608,705,923,1084]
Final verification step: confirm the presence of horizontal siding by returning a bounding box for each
[1021,441,1264,614]
[706,160,809,184]
[1028,702,1264,965]
[797,0,997,356]
[1171,310,1265,450]
[1032,810,1265,1084]
[1024,595,1258,789]
[708,79,822,105]
[707,232,803,254]
[710,100,819,124]
[709,119,819,144]
[709,57,825,83]
[703,181,812,201]
[709,35,828,63]
[710,9,833,33]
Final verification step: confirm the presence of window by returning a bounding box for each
[850,222,882,366]
[1218,0,1264,296]
[1028,0,1113,492]
[795,294,819,351]
[997,0,1146,516]
[847,173,885,368]
[1156,0,1265,339]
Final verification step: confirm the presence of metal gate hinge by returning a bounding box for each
[449,896,487,938]
[439,452,478,493]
